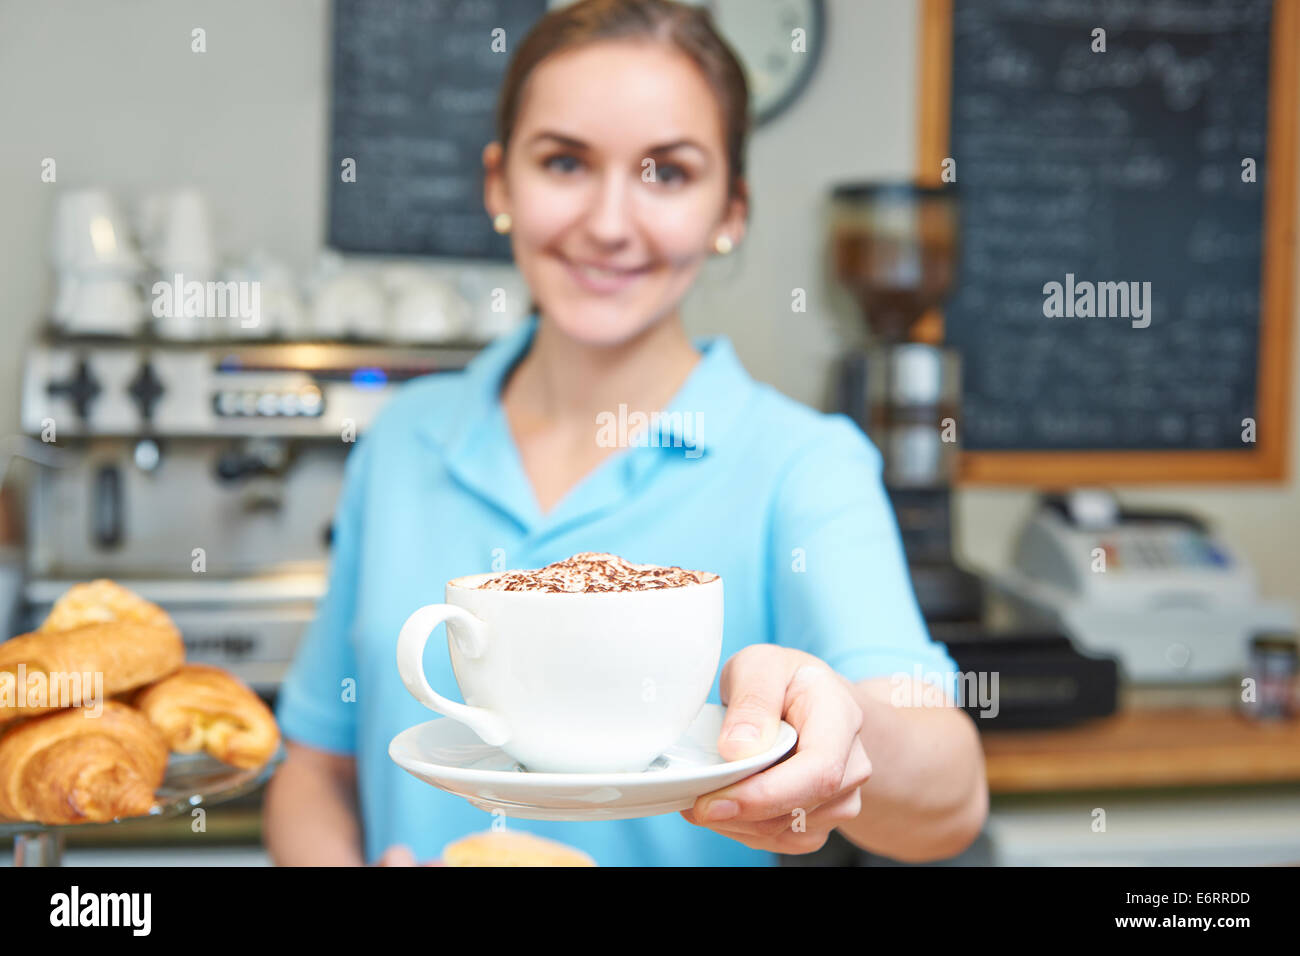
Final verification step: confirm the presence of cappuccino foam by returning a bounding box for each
[476,552,717,593]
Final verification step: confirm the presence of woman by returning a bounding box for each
[264,0,986,866]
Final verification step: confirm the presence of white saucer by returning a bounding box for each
[389,703,797,821]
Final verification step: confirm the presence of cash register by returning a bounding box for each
[991,490,1293,682]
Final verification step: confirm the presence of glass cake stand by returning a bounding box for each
[0,748,282,866]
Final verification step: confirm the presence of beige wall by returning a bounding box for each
[0,0,1295,616]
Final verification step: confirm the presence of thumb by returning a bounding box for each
[717,651,789,761]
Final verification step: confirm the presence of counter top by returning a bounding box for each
[982,708,1300,793]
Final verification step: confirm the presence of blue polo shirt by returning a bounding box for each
[275,315,959,867]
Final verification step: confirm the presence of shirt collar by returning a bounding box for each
[419,314,755,462]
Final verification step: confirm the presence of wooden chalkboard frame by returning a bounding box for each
[918,0,1298,484]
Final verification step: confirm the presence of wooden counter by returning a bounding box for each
[982,708,1300,794]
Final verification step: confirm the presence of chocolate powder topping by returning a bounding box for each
[476,552,718,593]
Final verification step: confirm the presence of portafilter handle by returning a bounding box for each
[214,438,290,482]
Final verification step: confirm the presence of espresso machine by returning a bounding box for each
[829,182,982,626]
[17,334,478,693]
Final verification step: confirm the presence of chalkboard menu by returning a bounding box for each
[328,0,548,258]
[934,0,1277,454]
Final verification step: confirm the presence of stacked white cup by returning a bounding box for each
[136,188,218,339]
[49,189,146,336]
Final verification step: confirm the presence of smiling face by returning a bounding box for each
[484,40,747,346]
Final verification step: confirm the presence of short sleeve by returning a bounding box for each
[274,436,371,754]
[768,416,960,702]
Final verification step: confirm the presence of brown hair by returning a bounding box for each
[495,0,751,202]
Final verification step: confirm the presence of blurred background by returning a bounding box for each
[0,0,1297,866]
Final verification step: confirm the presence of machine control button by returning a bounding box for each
[46,357,102,421]
[215,391,240,416]
[211,386,325,418]
[127,360,166,421]
[298,386,323,416]
[133,438,162,472]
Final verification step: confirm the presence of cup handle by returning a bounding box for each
[396,603,510,747]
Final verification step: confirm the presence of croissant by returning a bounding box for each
[442,831,597,867]
[39,579,178,636]
[0,701,168,824]
[133,664,279,769]
[0,622,185,723]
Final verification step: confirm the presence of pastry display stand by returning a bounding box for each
[0,748,282,866]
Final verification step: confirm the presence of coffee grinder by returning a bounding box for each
[829,182,982,625]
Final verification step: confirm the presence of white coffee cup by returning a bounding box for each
[389,278,469,343]
[51,189,143,274]
[137,188,216,274]
[310,272,387,339]
[53,274,144,335]
[396,572,723,773]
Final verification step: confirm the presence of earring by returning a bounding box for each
[713,234,733,255]
[493,212,512,234]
